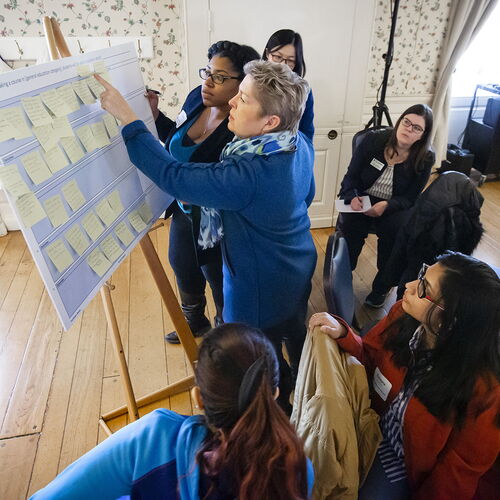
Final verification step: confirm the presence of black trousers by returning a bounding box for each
[168,205,224,312]
[340,200,410,294]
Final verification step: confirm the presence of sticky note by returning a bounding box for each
[0,115,14,141]
[0,164,31,198]
[64,224,90,256]
[43,194,69,228]
[77,64,91,77]
[60,136,85,163]
[93,61,107,74]
[102,113,119,138]
[95,198,116,226]
[86,76,105,99]
[72,79,96,105]
[0,106,33,139]
[114,221,134,246]
[81,211,105,241]
[90,121,110,148]
[15,192,46,227]
[107,190,124,215]
[61,180,86,211]
[43,144,69,174]
[76,124,98,153]
[128,210,147,233]
[100,234,123,262]
[32,125,59,152]
[57,84,80,113]
[87,248,111,277]
[46,239,73,273]
[40,88,72,117]
[52,116,74,139]
[21,150,52,185]
[21,96,53,126]
[138,202,153,223]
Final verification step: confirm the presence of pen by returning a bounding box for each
[146,87,162,96]
[353,189,363,208]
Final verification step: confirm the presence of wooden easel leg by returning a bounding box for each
[100,285,139,422]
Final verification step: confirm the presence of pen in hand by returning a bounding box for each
[352,189,364,211]
[145,87,162,96]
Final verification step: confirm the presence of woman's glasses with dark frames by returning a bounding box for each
[199,68,240,85]
[417,263,444,310]
[401,117,424,134]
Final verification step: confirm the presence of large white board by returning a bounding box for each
[0,44,173,330]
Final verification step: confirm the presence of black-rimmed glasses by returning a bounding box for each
[417,264,444,310]
[199,68,240,85]
[268,52,296,68]
[401,117,424,135]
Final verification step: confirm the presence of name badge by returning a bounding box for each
[175,110,187,128]
[370,158,385,170]
[373,367,392,401]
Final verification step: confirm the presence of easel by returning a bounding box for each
[42,17,198,435]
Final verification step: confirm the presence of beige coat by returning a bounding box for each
[291,327,382,500]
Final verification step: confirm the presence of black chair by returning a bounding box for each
[323,232,355,326]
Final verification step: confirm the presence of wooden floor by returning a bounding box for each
[0,181,499,499]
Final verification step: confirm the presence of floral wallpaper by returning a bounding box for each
[0,0,187,111]
[366,0,452,97]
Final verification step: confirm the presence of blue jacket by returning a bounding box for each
[30,409,314,499]
[300,90,315,142]
[122,120,317,329]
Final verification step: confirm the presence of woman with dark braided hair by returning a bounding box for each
[146,41,260,344]
[30,324,314,499]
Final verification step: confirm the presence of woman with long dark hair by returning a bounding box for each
[263,29,314,140]
[147,41,259,344]
[309,252,500,499]
[338,104,435,308]
[31,323,314,499]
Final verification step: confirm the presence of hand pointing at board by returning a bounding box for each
[94,73,139,126]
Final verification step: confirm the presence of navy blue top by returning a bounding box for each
[121,120,317,329]
[300,90,315,141]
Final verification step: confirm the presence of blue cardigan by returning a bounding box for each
[30,409,314,499]
[122,120,317,329]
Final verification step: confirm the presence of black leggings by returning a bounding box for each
[168,205,224,310]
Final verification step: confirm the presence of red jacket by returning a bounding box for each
[336,301,500,500]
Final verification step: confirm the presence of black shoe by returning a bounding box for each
[364,291,388,308]
[165,318,211,344]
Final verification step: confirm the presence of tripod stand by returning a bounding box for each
[365,0,401,129]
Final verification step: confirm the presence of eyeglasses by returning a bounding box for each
[199,68,240,85]
[417,264,444,310]
[268,52,296,68]
[401,117,425,135]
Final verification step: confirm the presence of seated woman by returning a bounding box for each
[30,324,314,499]
[309,252,500,499]
[96,60,317,411]
[338,104,435,308]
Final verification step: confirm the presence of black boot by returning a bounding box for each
[165,291,211,344]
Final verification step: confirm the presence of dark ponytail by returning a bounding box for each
[207,40,260,78]
[195,323,308,500]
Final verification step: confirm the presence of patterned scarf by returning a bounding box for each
[197,130,297,249]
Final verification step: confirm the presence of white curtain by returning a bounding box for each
[431,0,499,166]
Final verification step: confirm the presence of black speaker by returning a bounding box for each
[446,144,474,176]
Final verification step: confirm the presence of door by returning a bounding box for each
[183,0,375,227]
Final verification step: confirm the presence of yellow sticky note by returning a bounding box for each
[87,248,111,277]
[128,210,147,233]
[114,221,134,246]
[138,202,153,224]
[102,113,119,138]
[21,96,53,126]
[0,116,14,141]
[43,194,69,228]
[90,121,110,148]
[76,124,98,153]
[57,84,80,113]
[107,190,124,215]
[21,150,52,185]
[52,116,74,139]
[0,106,33,139]
[40,88,72,118]
[32,124,59,152]
[81,211,105,241]
[100,234,123,263]
[46,239,74,273]
[61,180,86,211]
[15,192,46,227]
[60,136,85,163]
[72,79,96,105]
[86,76,105,99]
[0,164,31,198]
[93,61,107,74]
[64,224,90,256]
[95,198,116,226]
[43,144,69,174]
[77,64,91,77]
